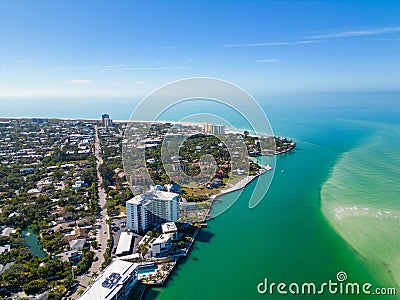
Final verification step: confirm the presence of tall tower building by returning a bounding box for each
[203,123,225,135]
[126,190,179,233]
[101,114,112,128]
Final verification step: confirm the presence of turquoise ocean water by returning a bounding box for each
[1,93,399,299]
[141,93,400,300]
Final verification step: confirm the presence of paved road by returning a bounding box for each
[71,125,110,298]
[89,125,110,273]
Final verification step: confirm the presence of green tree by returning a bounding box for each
[23,279,48,295]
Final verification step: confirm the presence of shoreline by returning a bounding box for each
[199,145,295,224]
[320,134,400,291]
[137,171,270,296]
[0,116,295,299]
[321,197,400,289]
[321,205,400,291]
[139,148,294,295]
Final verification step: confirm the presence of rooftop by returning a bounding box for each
[115,232,133,256]
[69,238,86,251]
[1,227,16,237]
[127,190,179,205]
[78,260,138,300]
[152,233,174,245]
[115,253,141,260]
[161,222,177,233]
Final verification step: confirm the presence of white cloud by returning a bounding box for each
[306,26,400,39]
[221,40,317,48]
[16,59,31,63]
[65,79,94,85]
[135,81,147,84]
[220,27,400,48]
[91,65,170,72]
[254,59,279,63]
[123,67,170,70]
[369,38,400,41]
[41,66,71,72]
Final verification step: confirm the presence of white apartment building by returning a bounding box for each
[203,123,226,135]
[150,233,174,257]
[126,190,179,233]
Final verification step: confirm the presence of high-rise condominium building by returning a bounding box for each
[203,123,225,135]
[126,190,179,233]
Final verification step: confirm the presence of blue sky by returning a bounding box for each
[0,0,399,98]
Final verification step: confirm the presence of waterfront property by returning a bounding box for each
[126,190,179,233]
[203,123,226,135]
[102,113,113,128]
[161,222,178,240]
[149,233,174,257]
[77,260,139,300]
[0,117,296,298]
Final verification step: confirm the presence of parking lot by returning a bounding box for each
[110,218,144,257]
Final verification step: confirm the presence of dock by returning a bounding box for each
[216,173,262,198]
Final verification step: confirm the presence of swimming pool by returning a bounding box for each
[137,266,157,277]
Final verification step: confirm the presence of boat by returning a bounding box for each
[265,164,273,171]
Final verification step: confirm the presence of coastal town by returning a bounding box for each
[0,115,295,300]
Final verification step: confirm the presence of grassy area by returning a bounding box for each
[223,175,244,186]
[182,185,221,198]
[181,175,247,200]
[115,205,126,214]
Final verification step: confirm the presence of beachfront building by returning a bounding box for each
[149,233,174,257]
[203,123,225,135]
[101,113,112,128]
[78,260,139,300]
[161,222,178,240]
[126,190,179,233]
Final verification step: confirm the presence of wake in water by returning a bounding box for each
[334,206,400,221]
[321,122,400,290]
